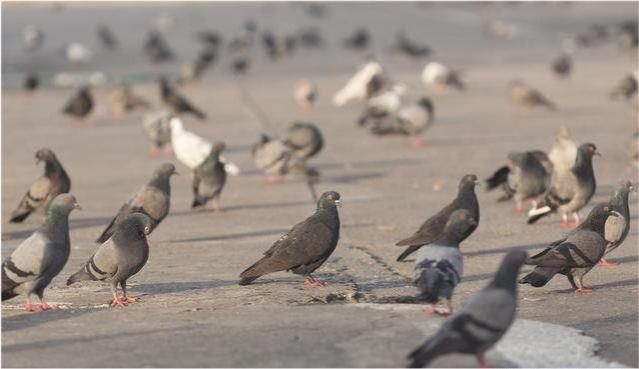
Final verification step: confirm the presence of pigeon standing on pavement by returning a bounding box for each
[520,204,620,292]
[144,30,174,63]
[396,175,480,262]
[528,143,599,227]
[414,209,477,316]
[67,213,153,307]
[551,53,572,79]
[97,24,118,50]
[548,126,578,176]
[407,250,527,368]
[2,194,81,311]
[343,28,370,49]
[23,25,44,51]
[239,191,341,286]
[159,78,206,120]
[610,72,637,101]
[62,86,93,124]
[142,111,173,157]
[192,142,227,212]
[485,150,552,212]
[10,148,71,223]
[252,134,319,184]
[391,31,431,59]
[96,163,176,243]
[421,62,465,92]
[508,80,557,111]
[364,97,435,149]
[333,61,387,107]
[283,122,324,161]
[23,72,40,98]
[108,83,150,118]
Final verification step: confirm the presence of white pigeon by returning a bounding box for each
[367,83,407,113]
[333,61,385,107]
[169,117,240,175]
[548,126,578,176]
[65,43,93,64]
[421,62,464,91]
[23,25,44,51]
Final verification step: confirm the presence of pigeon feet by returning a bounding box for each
[263,176,285,185]
[304,275,326,287]
[462,255,469,262]
[111,297,128,307]
[24,300,43,312]
[515,201,524,213]
[425,304,452,316]
[39,300,60,310]
[598,258,619,267]
[410,138,425,149]
[476,353,491,368]
[562,220,580,228]
[575,288,593,293]
[148,147,160,157]
[123,295,139,302]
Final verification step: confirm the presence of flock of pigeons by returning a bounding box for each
[3,5,639,368]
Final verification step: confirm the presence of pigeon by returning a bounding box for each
[294,80,318,111]
[364,97,435,149]
[484,20,518,40]
[283,122,324,161]
[108,83,150,118]
[548,126,578,176]
[23,25,44,51]
[192,142,227,212]
[144,30,174,63]
[414,209,477,316]
[508,80,557,111]
[610,72,638,101]
[67,213,153,307]
[239,191,341,286]
[2,194,81,311]
[231,56,250,75]
[193,48,217,79]
[64,43,93,64]
[333,61,388,107]
[298,27,324,48]
[62,86,93,124]
[169,117,240,174]
[421,62,465,92]
[97,24,118,50]
[528,143,599,227]
[142,111,173,157]
[344,28,370,49]
[10,148,71,223]
[252,134,319,184]
[396,174,480,262]
[485,150,552,212]
[96,163,176,243]
[598,180,634,265]
[196,31,223,49]
[159,78,206,120]
[391,31,431,58]
[23,72,40,97]
[551,53,572,79]
[407,250,527,368]
[520,204,619,292]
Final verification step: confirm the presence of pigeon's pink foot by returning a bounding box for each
[24,300,43,312]
[425,305,438,315]
[303,275,326,287]
[410,138,425,149]
[263,176,285,185]
[111,297,128,307]
[123,295,139,303]
[598,258,619,267]
[72,118,89,127]
[39,299,60,310]
[477,354,491,369]
[462,255,469,262]
[562,220,579,229]
[148,147,159,157]
[434,308,452,316]
[212,203,222,213]
[575,288,592,293]
[515,202,524,213]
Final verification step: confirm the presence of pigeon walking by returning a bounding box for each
[333,61,388,107]
[159,78,206,120]
[520,204,620,292]
[96,163,176,243]
[10,148,71,223]
[62,86,93,124]
[67,213,153,307]
[23,72,40,98]
[421,62,465,92]
[283,122,324,161]
[2,194,81,311]
[551,53,572,79]
[527,143,599,227]
[396,175,480,262]
[414,209,477,316]
[192,142,227,212]
[239,191,341,286]
[407,250,527,368]
[508,80,556,111]
[252,134,319,184]
[143,111,173,157]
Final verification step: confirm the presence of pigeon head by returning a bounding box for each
[610,180,635,210]
[47,193,81,218]
[317,191,341,209]
[122,213,154,237]
[155,163,177,178]
[35,148,57,164]
[577,143,600,158]
[581,204,618,233]
[490,249,528,290]
[458,174,479,193]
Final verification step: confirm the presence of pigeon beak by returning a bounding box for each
[73,203,82,210]
[334,200,342,207]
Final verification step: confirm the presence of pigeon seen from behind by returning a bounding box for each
[192,142,227,212]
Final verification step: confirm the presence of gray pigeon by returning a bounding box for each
[96,163,176,243]
[396,174,480,262]
[62,86,93,124]
[520,181,634,291]
[527,143,599,227]
[192,142,227,212]
[239,191,341,286]
[365,97,435,149]
[485,150,552,212]
[508,80,557,111]
[610,72,637,101]
[551,53,572,79]
[284,122,324,161]
[408,250,527,368]
[521,204,619,292]
[252,134,319,184]
[2,194,81,311]
[67,213,153,307]
[142,111,173,157]
[414,209,477,316]
[10,148,71,223]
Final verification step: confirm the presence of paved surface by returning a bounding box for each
[2,2,638,368]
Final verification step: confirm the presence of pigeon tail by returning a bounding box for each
[527,205,552,224]
[518,266,560,287]
[485,166,510,190]
[2,273,20,301]
[96,216,117,243]
[9,209,32,223]
[415,267,444,303]
[66,268,91,286]
[396,244,422,262]
[191,196,207,209]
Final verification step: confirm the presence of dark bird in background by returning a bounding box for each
[67,213,153,307]
[239,191,341,286]
[344,27,370,49]
[192,48,218,80]
[144,30,174,63]
[159,77,206,120]
[96,163,176,243]
[551,53,572,79]
[615,20,638,50]
[10,148,71,224]
[527,143,599,227]
[62,86,93,124]
[298,27,324,48]
[610,72,637,101]
[3,194,81,310]
[196,30,223,49]
[520,204,620,292]
[392,31,431,58]
[232,56,250,75]
[407,250,527,368]
[97,24,118,50]
[191,142,227,212]
[23,72,40,98]
[396,174,480,262]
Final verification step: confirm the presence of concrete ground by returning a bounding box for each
[2,2,638,368]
